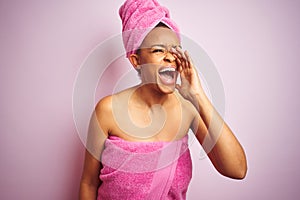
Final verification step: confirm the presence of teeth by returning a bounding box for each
[159,68,176,73]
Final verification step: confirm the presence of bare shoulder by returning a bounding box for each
[95,95,113,114]
[94,87,137,135]
[94,87,137,120]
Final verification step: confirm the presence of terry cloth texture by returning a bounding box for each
[119,0,180,57]
[97,135,192,200]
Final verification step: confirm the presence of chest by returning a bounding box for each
[109,103,194,141]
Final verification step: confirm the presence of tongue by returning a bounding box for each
[159,71,175,84]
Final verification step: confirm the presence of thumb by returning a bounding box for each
[175,84,181,91]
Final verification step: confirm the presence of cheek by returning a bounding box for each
[140,65,159,82]
[141,66,156,75]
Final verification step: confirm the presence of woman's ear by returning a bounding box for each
[128,54,141,71]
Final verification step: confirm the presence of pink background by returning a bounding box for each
[1,0,299,199]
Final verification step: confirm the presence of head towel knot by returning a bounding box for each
[119,0,180,57]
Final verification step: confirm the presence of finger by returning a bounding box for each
[184,50,192,69]
[173,54,186,72]
[174,56,183,72]
[175,47,189,69]
[173,49,186,70]
[183,50,190,69]
[172,47,189,71]
[175,46,186,60]
[171,46,183,61]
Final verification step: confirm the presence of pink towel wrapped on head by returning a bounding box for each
[119,0,180,57]
[97,135,192,200]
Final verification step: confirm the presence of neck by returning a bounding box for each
[133,84,171,108]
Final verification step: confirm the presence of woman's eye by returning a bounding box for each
[152,49,165,53]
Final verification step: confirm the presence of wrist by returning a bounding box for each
[191,89,212,110]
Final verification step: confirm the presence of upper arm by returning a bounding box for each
[86,96,112,160]
[80,96,112,185]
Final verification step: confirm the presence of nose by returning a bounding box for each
[163,51,176,63]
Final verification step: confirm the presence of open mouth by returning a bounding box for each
[158,67,177,85]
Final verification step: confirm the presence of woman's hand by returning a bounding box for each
[171,48,247,179]
[171,47,204,104]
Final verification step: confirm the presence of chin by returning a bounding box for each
[157,83,176,94]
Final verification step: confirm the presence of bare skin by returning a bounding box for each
[79,26,247,199]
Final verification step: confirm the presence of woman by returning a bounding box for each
[79,0,247,199]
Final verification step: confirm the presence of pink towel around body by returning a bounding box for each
[119,0,180,57]
[97,135,192,200]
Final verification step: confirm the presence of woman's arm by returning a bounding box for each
[191,91,247,179]
[172,47,247,179]
[79,98,110,199]
[79,151,102,200]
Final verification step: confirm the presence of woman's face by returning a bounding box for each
[136,26,181,94]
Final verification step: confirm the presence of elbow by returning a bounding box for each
[221,166,247,180]
[234,166,247,180]
[219,161,248,180]
[236,156,248,179]
[229,162,248,180]
[230,151,248,180]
